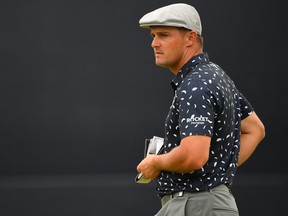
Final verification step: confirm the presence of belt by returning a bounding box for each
[161,184,231,206]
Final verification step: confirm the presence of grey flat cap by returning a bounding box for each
[139,3,202,36]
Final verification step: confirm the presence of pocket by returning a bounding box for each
[165,197,189,216]
[211,191,239,216]
[155,197,189,216]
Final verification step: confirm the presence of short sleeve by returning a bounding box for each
[177,80,215,138]
[239,91,254,120]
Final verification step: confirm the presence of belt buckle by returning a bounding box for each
[172,191,184,198]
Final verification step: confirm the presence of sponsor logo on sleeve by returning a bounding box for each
[185,114,210,125]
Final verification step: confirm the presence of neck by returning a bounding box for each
[170,49,203,75]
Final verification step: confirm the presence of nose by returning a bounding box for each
[151,37,159,48]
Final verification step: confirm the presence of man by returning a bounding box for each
[136,3,265,216]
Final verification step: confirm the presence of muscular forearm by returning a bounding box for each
[238,133,262,166]
[154,144,207,173]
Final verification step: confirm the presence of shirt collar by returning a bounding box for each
[171,52,209,90]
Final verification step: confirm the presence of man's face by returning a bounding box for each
[150,26,188,72]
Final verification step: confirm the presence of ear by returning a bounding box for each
[186,31,198,47]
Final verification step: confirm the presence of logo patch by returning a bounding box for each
[186,114,209,125]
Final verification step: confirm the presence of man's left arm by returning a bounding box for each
[238,112,265,166]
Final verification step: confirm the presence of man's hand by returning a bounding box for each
[137,155,161,180]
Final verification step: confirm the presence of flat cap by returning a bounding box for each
[139,3,202,36]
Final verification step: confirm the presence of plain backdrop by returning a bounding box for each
[0,0,287,215]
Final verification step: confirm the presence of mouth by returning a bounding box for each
[154,51,163,56]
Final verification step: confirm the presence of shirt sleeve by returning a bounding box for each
[177,80,215,138]
[238,91,254,120]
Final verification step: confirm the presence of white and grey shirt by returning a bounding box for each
[157,52,253,197]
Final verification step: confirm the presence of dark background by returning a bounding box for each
[0,0,287,215]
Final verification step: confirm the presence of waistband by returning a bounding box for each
[161,184,231,206]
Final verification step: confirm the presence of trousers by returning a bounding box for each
[155,184,239,216]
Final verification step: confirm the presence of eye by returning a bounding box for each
[159,33,168,38]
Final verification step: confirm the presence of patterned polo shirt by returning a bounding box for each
[156,52,253,197]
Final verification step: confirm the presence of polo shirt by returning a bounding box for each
[156,52,253,197]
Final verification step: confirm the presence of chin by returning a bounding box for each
[155,60,167,68]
